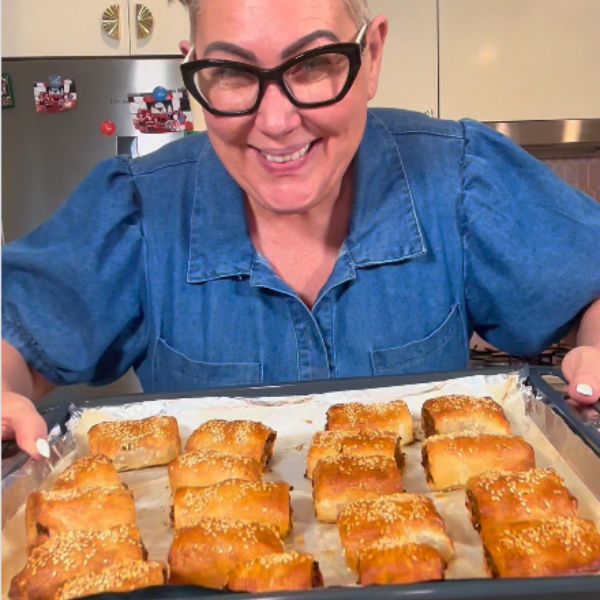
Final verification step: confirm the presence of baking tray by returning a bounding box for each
[3,366,600,600]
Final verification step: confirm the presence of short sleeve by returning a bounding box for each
[461,120,600,355]
[2,157,149,386]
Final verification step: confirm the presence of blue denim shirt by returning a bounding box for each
[3,109,600,393]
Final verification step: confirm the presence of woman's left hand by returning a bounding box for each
[562,345,600,405]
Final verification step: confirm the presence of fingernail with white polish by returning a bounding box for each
[35,438,50,459]
[576,383,594,397]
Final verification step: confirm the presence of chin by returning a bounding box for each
[253,187,321,215]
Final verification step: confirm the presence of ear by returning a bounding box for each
[178,40,192,58]
[364,16,388,101]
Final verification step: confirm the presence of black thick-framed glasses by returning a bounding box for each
[181,22,369,117]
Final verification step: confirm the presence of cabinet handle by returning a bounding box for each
[101,4,121,40]
[136,4,154,40]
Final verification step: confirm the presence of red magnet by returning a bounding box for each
[100,120,116,136]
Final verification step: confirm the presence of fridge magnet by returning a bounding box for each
[33,75,78,113]
[2,73,15,108]
[100,120,117,137]
[128,86,193,134]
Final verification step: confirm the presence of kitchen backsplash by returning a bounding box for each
[544,156,600,202]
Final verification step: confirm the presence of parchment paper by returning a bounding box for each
[3,371,600,596]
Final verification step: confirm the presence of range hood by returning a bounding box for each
[484,119,600,159]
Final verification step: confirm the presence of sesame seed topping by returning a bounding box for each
[338,494,438,531]
[39,485,127,502]
[90,416,178,450]
[327,401,409,428]
[488,517,600,557]
[173,449,260,469]
[54,560,164,599]
[25,525,141,576]
[53,455,114,484]
[423,395,504,416]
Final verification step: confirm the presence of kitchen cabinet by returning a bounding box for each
[2,0,189,57]
[370,0,438,117]
[439,0,600,121]
[129,0,189,56]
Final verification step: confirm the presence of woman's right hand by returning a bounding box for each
[1,389,48,458]
[2,341,53,458]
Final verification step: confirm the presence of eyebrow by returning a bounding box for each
[202,29,341,63]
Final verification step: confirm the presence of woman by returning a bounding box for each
[3,0,600,458]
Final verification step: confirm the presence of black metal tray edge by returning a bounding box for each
[526,367,600,456]
[91,575,600,599]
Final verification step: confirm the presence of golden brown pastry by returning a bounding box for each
[421,395,511,437]
[312,455,404,523]
[50,455,123,491]
[9,525,145,600]
[325,400,414,444]
[466,468,578,532]
[168,449,262,494]
[25,487,137,550]
[227,552,323,592]
[358,541,445,585]
[337,493,454,570]
[305,430,403,480]
[481,517,600,578]
[168,519,284,589]
[305,431,346,480]
[422,432,535,491]
[173,479,292,537]
[88,416,181,471]
[52,560,165,600]
[185,419,276,468]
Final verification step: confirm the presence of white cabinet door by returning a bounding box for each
[2,0,130,57]
[129,0,190,56]
[369,0,438,117]
[439,0,600,121]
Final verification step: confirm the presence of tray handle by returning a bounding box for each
[527,366,600,456]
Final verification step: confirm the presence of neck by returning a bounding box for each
[246,168,354,255]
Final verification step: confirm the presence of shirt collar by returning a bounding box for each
[187,111,426,284]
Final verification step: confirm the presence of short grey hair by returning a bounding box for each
[176,1,371,39]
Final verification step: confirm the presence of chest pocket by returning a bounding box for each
[370,304,467,376]
[153,338,263,393]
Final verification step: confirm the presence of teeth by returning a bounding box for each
[262,142,312,164]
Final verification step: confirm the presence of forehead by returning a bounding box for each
[195,0,354,48]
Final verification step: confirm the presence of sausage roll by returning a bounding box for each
[53,560,165,600]
[168,450,262,494]
[50,455,123,491]
[421,395,511,437]
[186,419,276,468]
[173,479,292,537]
[227,552,324,593]
[481,517,600,578]
[305,430,403,480]
[337,493,454,570]
[88,416,181,471]
[25,486,137,550]
[358,541,445,586]
[466,468,578,532]
[305,431,346,480]
[312,455,404,523]
[168,519,284,589]
[422,432,535,491]
[325,400,414,444]
[9,525,146,600]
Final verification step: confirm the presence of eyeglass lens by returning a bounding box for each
[194,51,352,113]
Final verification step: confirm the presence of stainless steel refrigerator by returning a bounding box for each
[2,56,191,242]
[2,56,191,399]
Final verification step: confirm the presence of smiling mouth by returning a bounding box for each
[259,141,316,164]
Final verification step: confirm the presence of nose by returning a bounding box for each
[254,81,301,138]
